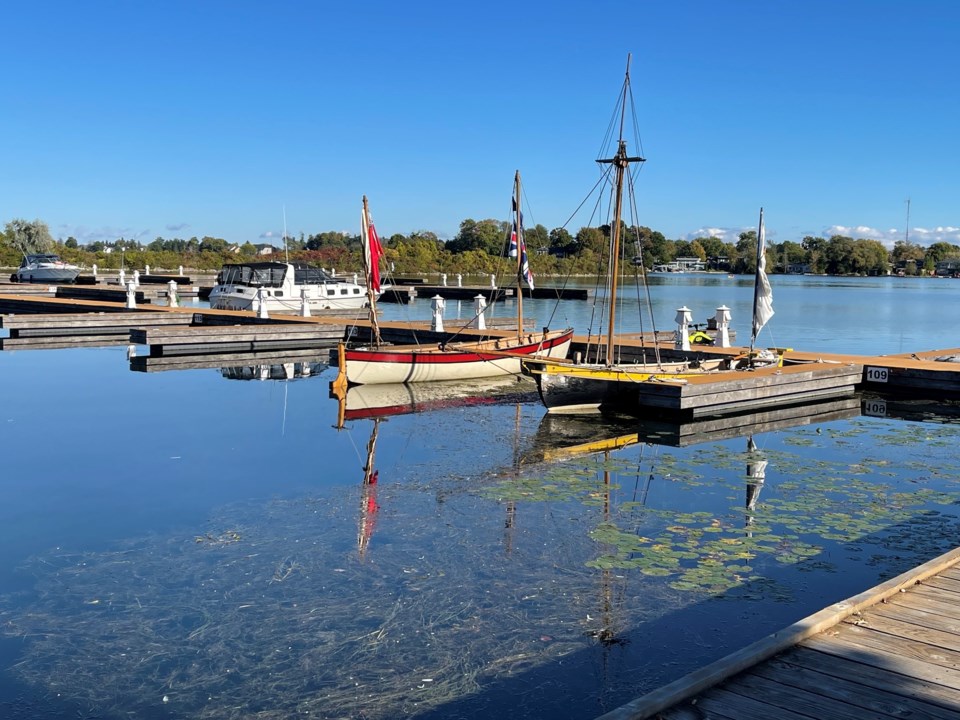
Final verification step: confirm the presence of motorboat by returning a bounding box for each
[208,261,375,314]
[13,253,80,283]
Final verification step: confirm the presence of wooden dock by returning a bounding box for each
[130,324,344,356]
[598,547,960,720]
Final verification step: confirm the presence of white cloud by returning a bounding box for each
[166,223,190,232]
[55,224,151,244]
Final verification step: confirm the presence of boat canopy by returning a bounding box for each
[21,254,64,267]
[217,262,339,287]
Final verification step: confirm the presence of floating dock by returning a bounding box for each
[130,324,344,356]
[599,546,960,720]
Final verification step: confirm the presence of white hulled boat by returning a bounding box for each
[13,254,80,283]
[208,261,374,314]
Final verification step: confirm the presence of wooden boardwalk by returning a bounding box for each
[598,547,960,720]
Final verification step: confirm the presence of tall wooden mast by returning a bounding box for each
[596,55,645,365]
[514,170,524,339]
[361,195,382,347]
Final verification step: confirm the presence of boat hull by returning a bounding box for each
[209,290,371,313]
[15,266,80,283]
[524,360,723,414]
[343,329,574,385]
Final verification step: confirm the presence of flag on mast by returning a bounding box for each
[510,196,535,289]
[752,208,774,342]
[362,205,383,293]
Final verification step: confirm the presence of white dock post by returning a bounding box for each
[178,265,184,276]
[133,270,140,287]
[470,294,487,329]
[715,305,732,348]
[300,288,311,317]
[92,263,98,280]
[675,306,692,350]
[256,288,269,318]
[118,268,126,286]
[353,273,359,285]
[167,280,179,307]
[125,281,137,309]
[490,274,496,288]
[431,295,445,332]
[457,273,462,287]
[441,273,447,287]
[145,264,151,275]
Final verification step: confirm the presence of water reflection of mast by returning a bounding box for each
[745,436,767,535]
[504,404,521,554]
[595,454,627,650]
[358,419,381,559]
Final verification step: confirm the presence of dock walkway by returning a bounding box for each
[598,547,960,720]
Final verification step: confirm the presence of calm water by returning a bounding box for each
[2,274,960,719]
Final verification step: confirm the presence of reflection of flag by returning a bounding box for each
[362,206,383,292]
[752,210,773,340]
[510,196,534,289]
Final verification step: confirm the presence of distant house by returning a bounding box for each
[786,262,811,274]
[253,243,275,256]
[227,244,242,254]
[935,259,960,277]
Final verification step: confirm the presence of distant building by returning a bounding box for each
[786,262,811,274]
[253,243,275,256]
[935,259,960,277]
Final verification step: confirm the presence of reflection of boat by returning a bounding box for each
[13,253,80,283]
[332,184,573,387]
[209,261,373,313]
[220,359,327,381]
[337,376,537,422]
[525,396,861,460]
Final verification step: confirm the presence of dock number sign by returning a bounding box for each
[865,366,889,383]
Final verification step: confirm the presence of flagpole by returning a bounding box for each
[514,170,523,339]
[750,207,764,356]
[362,195,382,347]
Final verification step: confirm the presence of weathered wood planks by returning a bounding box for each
[597,547,960,720]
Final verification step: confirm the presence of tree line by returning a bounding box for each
[2,217,957,277]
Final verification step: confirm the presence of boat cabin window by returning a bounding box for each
[293,265,336,285]
[217,264,286,287]
[327,289,336,296]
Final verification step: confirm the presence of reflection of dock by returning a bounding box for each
[526,397,861,460]
[131,348,330,375]
[600,547,960,720]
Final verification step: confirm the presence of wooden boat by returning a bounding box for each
[523,57,779,414]
[331,186,573,389]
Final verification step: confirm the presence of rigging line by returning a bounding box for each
[625,170,663,366]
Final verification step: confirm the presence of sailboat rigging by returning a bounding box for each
[523,56,784,414]
[330,187,573,388]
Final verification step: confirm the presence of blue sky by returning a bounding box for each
[3,0,958,249]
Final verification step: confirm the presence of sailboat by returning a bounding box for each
[523,58,780,414]
[330,186,573,389]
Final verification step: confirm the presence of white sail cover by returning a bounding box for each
[752,211,774,340]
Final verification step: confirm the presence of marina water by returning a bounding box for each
[2,273,959,719]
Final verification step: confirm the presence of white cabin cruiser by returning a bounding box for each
[13,253,81,283]
[209,261,376,314]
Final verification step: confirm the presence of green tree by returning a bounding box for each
[5,218,54,254]
[801,236,827,273]
[447,219,506,255]
[548,227,576,256]
[575,226,606,255]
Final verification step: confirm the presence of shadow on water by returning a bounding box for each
[3,384,960,719]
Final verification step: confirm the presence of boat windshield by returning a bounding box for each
[292,264,336,284]
[23,254,62,266]
[217,263,287,287]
